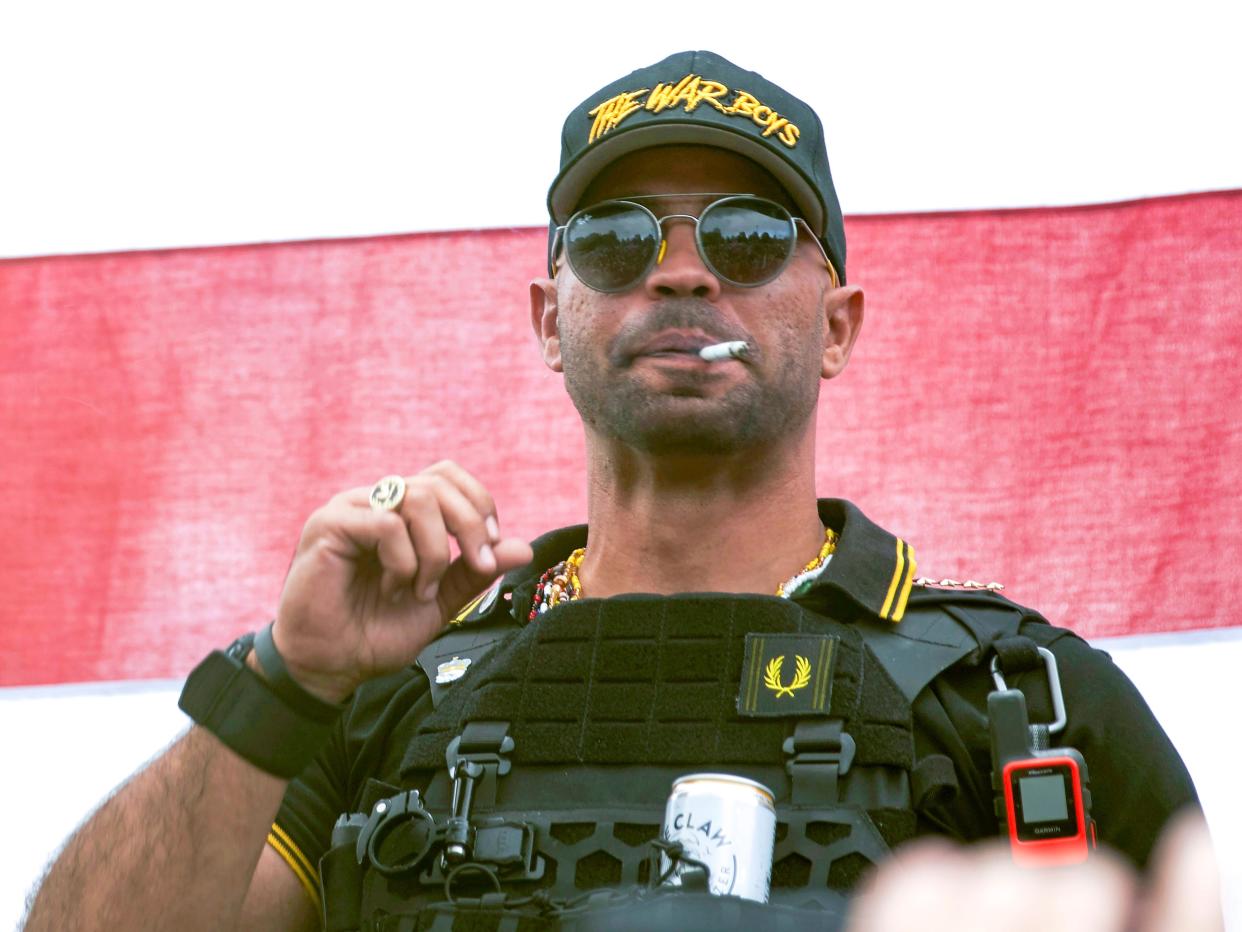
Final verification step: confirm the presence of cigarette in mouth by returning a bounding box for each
[698,340,750,362]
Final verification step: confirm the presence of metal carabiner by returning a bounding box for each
[990,646,1067,736]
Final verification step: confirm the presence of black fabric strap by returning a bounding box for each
[178,645,342,779]
[254,621,346,723]
[783,719,855,806]
[320,841,363,932]
[458,720,514,754]
[911,754,959,810]
[991,635,1042,676]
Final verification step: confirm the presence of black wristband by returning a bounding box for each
[178,637,345,779]
[254,621,347,722]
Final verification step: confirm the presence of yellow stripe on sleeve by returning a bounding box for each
[889,544,917,623]
[879,538,907,621]
[270,823,317,883]
[267,825,322,914]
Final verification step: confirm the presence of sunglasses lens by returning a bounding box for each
[564,202,659,292]
[699,198,796,285]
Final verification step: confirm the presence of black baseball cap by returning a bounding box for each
[547,50,847,283]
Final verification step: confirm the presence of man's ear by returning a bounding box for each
[529,277,562,372]
[822,284,865,380]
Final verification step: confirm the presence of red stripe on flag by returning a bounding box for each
[2,191,1240,686]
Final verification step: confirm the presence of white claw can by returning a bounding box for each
[659,772,776,903]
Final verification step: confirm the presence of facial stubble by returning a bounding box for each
[557,295,824,455]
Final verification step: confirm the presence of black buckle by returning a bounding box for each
[225,631,256,662]
[355,790,441,877]
[415,818,544,888]
[783,719,855,805]
[471,821,538,870]
[443,722,514,864]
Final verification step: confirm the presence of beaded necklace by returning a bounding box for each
[528,527,838,621]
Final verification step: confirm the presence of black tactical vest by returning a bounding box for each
[314,586,1035,932]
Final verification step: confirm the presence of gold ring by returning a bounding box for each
[369,475,406,512]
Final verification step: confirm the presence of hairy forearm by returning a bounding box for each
[25,724,287,932]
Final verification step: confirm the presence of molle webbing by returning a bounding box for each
[401,595,912,776]
[336,598,923,930]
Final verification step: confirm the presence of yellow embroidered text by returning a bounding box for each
[645,75,729,114]
[588,89,649,144]
[586,74,800,148]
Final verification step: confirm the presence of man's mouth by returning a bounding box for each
[644,348,706,358]
[629,332,740,362]
[638,335,710,355]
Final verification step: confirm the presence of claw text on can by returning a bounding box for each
[660,772,776,903]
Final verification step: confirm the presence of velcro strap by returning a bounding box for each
[910,754,959,810]
[178,650,339,779]
[991,635,1042,675]
[253,621,348,723]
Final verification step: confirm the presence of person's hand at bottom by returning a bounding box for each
[846,810,1222,932]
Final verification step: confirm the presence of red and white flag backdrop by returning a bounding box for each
[3,189,1240,687]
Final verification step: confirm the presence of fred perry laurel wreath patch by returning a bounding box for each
[737,633,838,717]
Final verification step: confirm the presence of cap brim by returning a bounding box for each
[548,122,826,235]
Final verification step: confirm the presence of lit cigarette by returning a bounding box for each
[698,341,750,362]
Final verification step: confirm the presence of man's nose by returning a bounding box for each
[643,223,721,300]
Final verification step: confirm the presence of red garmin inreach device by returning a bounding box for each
[998,747,1093,866]
[988,649,1096,866]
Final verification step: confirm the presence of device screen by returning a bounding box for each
[1019,773,1069,822]
[1008,763,1079,841]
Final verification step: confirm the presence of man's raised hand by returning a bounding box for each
[271,461,533,703]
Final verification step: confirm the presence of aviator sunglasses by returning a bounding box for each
[551,194,840,293]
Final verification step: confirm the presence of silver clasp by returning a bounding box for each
[990,646,1067,736]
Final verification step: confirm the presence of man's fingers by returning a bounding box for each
[414,474,498,577]
[336,485,377,510]
[359,464,506,564]
[437,537,534,618]
[493,538,535,573]
[396,485,453,602]
[339,464,516,606]
[322,506,417,598]
[424,461,502,543]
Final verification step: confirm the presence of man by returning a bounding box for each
[25,51,1197,931]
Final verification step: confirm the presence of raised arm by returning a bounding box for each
[24,462,532,932]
